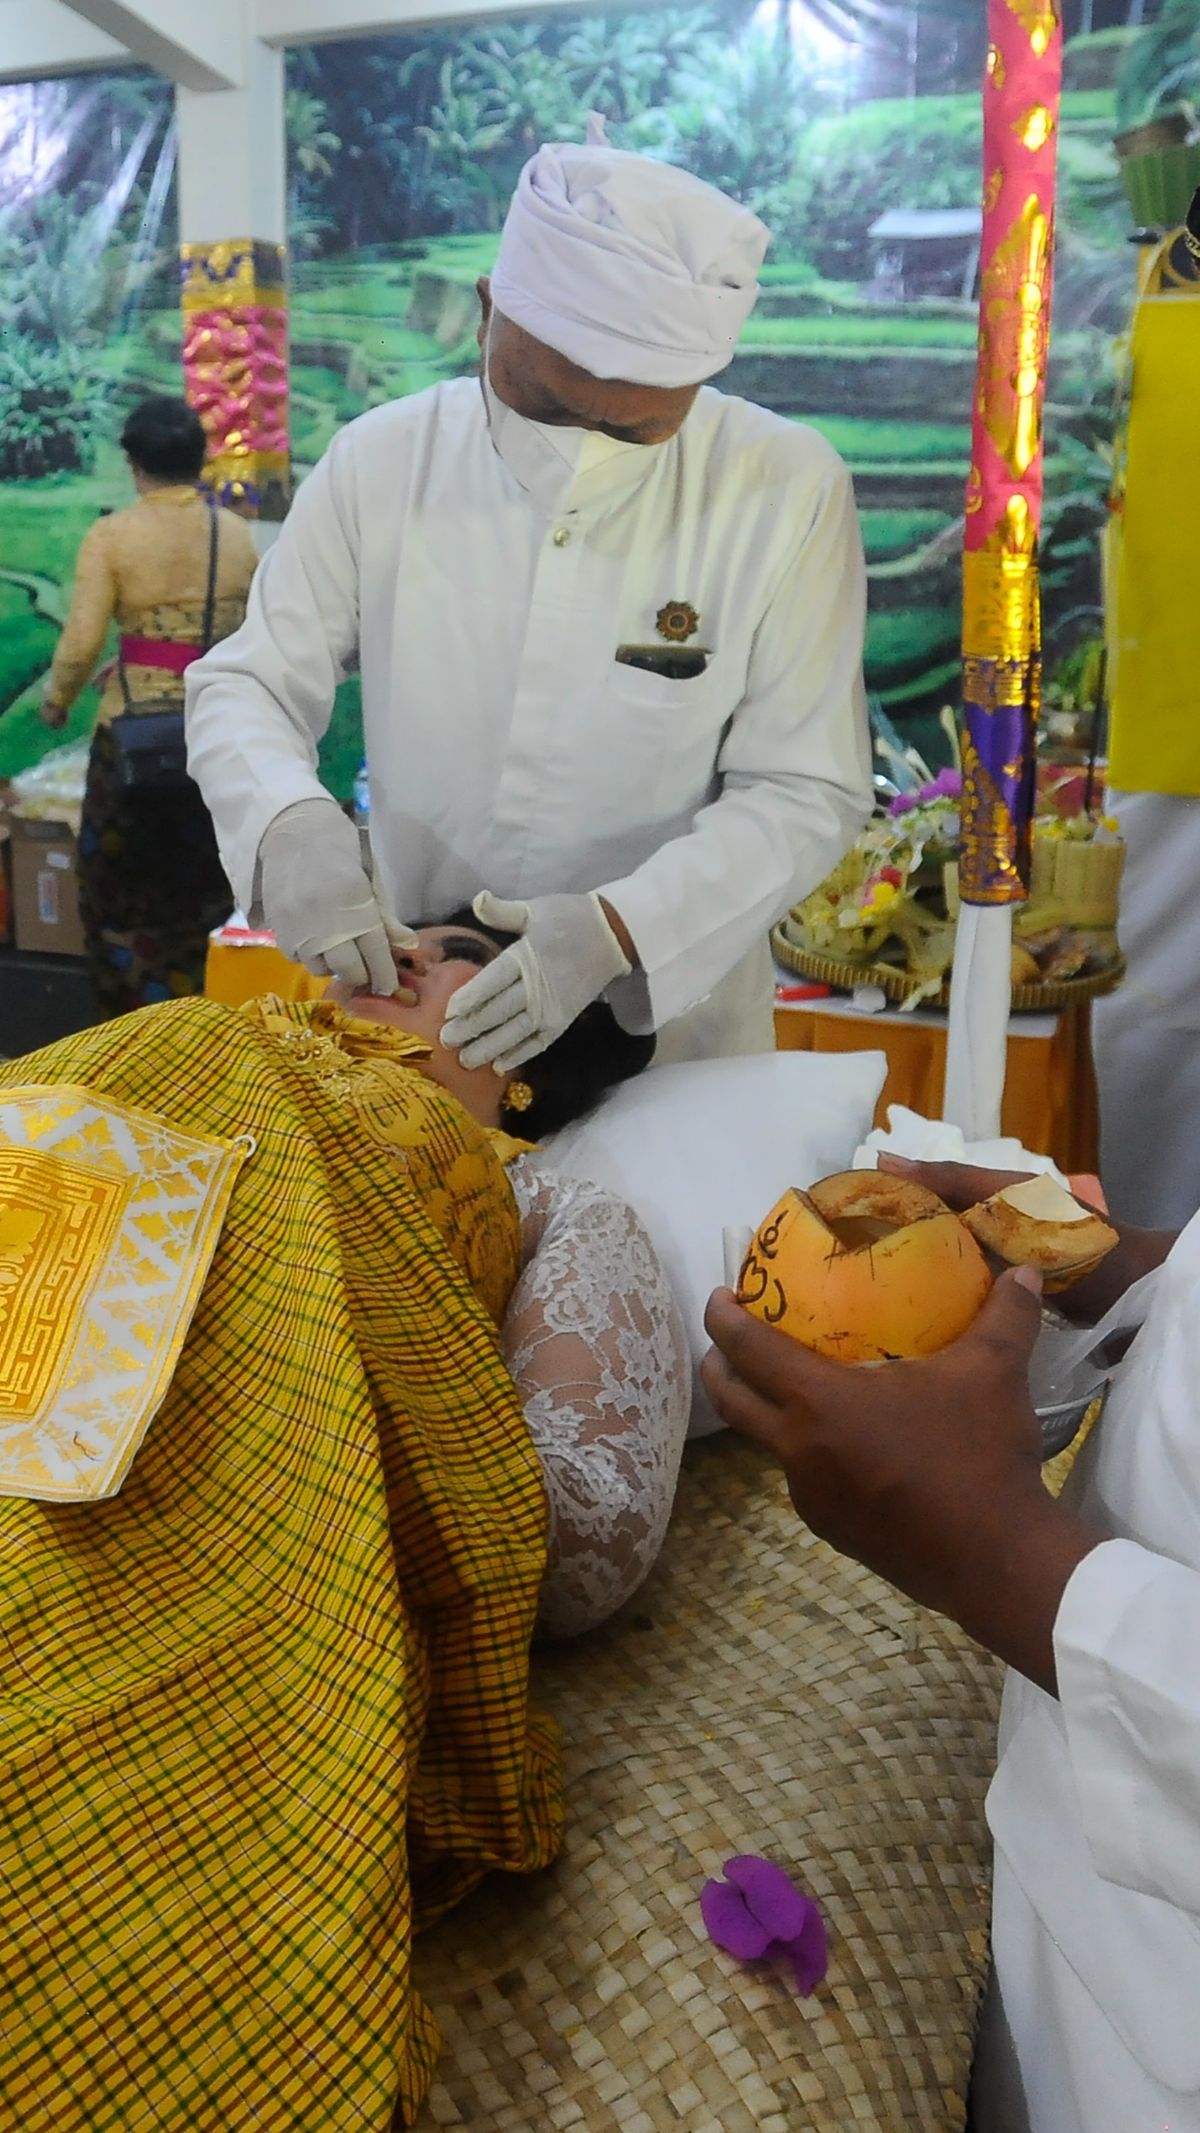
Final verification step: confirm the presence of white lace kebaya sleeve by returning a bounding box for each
[504,1155,691,1639]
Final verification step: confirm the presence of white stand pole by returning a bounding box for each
[943,902,1012,1138]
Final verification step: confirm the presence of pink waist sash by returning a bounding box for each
[119,635,202,676]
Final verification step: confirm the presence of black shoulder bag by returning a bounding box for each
[109,504,219,795]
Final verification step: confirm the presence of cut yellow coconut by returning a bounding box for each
[737,1170,993,1364]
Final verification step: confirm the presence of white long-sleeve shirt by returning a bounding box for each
[186,378,871,1059]
[975,1209,1200,2132]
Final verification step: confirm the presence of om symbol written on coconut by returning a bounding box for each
[738,1172,993,1365]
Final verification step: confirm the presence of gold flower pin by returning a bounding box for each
[656,600,700,644]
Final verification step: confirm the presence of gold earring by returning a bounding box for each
[504,1079,534,1114]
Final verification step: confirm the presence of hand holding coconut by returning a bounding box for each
[702,1161,1134,1695]
[703,1270,1102,1695]
[729,1163,1119,1367]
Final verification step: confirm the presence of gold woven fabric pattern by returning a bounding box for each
[416,1435,1002,2133]
[0,1143,129,1416]
[0,996,561,2130]
[0,1088,248,1501]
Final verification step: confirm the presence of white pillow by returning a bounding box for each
[538,1049,887,1435]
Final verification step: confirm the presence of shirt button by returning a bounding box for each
[553,526,571,547]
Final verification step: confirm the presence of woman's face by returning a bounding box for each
[327,924,516,1128]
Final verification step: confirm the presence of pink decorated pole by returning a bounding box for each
[179,239,289,520]
[945,0,1063,1137]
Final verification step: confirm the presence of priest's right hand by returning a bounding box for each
[258,798,418,994]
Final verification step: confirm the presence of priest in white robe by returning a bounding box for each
[185,121,871,1064]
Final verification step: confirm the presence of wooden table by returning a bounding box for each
[774,992,1099,1174]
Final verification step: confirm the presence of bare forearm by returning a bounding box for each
[45,645,98,713]
[945,1489,1104,1696]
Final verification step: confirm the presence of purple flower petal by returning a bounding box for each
[888,792,917,815]
[724,1854,810,1943]
[700,1876,771,1960]
[782,1901,829,1996]
[701,1858,830,1994]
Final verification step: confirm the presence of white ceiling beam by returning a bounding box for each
[0,0,126,83]
[57,0,245,89]
[176,37,286,242]
[256,0,584,46]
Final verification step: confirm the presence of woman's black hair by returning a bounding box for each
[120,396,208,484]
[438,907,655,1137]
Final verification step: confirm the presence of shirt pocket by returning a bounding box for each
[603,656,735,812]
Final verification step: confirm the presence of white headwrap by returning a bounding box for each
[490,115,769,387]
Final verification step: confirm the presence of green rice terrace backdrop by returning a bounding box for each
[0,0,1188,796]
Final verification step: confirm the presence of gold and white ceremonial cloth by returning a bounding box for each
[0,1087,248,1501]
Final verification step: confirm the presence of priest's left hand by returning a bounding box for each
[440,889,632,1070]
[702,1272,1102,1696]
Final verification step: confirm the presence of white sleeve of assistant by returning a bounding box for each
[504,1158,691,1639]
[598,452,872,1030]
[185,429,363,913]
[1055,1536,1200,1914]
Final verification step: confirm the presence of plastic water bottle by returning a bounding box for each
[353,759,371,868]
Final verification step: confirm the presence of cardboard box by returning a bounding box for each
[9,815,85,958]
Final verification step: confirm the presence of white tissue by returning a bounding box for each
[849,985,888,1015]
[852,1104,1069,1188]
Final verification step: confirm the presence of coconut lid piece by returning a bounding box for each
[961,1174,1117,1287]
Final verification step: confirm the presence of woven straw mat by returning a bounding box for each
[413,1433,1002,2133]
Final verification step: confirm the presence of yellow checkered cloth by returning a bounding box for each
[0,996,562,2130]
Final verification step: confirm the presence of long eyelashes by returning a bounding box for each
[435,936,495,968]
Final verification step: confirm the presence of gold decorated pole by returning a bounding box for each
[944,0,1062,1138]
[180,239,289,520]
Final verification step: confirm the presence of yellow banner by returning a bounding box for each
[1108,295,1200,796]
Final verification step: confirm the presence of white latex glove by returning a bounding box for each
[440,890,631,1070]
[257,797,418,992]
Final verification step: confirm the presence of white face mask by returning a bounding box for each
[576,428,645,475]
[481,327,584,514]
[481,324,658,513]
